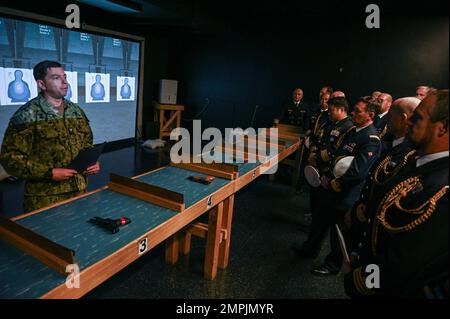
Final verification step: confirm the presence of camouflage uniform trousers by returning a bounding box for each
[24,189,86,212]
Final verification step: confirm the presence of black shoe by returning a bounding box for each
[290,243,318,259]
[311,264,339,276]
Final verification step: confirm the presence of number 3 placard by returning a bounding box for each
[138,237,148,255]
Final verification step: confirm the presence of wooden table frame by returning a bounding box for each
[165,195,235,280]
[4,136,301,299]
[163,137,301,280]
[267,125,304,187]
[152,101,184,140]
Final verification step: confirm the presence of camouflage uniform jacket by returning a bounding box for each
[0,94,93,197]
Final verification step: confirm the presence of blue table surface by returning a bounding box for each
[0,144,294,298]
[201,140,293,176]
[0,166,230,298]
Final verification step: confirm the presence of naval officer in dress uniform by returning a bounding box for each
[279,87,311,135]
[292,97,355,259]
[344,89,449,298]
[348,97,422,261]
[308,97,382,276]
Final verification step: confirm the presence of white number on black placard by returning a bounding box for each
[207,196,212,209]
[138,237,148,255]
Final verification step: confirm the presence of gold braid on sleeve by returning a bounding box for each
[373,150,416,185]
[378,125,388,139]
[313,113,322,136]
[335,125,355,150]
[371,177,448,255]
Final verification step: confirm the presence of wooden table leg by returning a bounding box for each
[218,195,234,269]
[165,232,179,265]
[204,201,224,280]
[180,230,191,255]
[159,109,164,139]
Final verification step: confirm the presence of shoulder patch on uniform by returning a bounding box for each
[10,98,41,126]
[369,135,381,141]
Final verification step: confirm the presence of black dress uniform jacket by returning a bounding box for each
[344,156,449,298]
[315,116,354,176]
[279,101,311,134]
[309,103,323,130]
[329,124,382,211]
[349,139,415,259]
[308,109,332,153]
[373,113,391,138]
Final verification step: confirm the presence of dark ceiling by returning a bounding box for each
[75,0,450,26]
[1,0,448,35]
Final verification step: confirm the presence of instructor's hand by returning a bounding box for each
[52,168,78,181]
[85,161,100,175]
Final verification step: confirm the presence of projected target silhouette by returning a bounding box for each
[8,70,31,102]
[120,78,131,99]
[90,74,105,101]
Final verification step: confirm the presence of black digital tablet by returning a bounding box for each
[68,142,106,173]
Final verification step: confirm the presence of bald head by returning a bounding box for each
[387,97,421,138]
[331,91,345,98]
[391,97,421,116]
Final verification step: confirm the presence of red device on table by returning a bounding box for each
[89,216,131,234]
[188,175,215,185]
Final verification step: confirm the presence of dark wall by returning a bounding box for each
[169,12,449,132]
[1,1,448,134]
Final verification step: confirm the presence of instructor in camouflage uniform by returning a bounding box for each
[0,60,100,212]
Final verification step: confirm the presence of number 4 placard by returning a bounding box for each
[138,237,148,255]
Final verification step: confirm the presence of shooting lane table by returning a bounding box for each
[0,132,301,299]
[270,123,304,187]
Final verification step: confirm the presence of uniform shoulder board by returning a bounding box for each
[369,135,381,141]
[344,125,356,134]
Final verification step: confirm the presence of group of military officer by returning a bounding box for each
[282,86,448,298]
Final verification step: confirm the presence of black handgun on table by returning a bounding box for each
[89,216,131,234]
